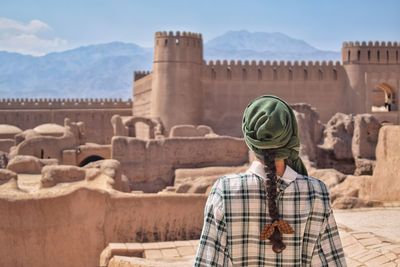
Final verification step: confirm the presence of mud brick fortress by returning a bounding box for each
[1,31,400,267]
[134,31,400,136]
[1,31,399,140]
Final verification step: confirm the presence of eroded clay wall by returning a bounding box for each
[201,60,347,136]
[370,125,400,201]
[112,136,249,192]
[133,73,152,117]
[0,188,206,267]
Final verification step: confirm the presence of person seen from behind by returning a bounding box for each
[194,95,346,266]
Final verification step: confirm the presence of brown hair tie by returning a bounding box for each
[260,219,294,240]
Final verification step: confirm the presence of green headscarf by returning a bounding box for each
[242,95,308,176]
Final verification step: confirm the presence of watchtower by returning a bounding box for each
[342,41,400,115]
[151,31,203,132]
[342,41,399,65]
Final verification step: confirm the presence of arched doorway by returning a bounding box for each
[79,155,104,167]
[371,83,395,112]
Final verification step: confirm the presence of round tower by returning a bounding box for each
[151,31,203,133]
[342,41,400,114]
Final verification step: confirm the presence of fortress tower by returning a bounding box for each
[151,31,203,132]
[342,41,400,115]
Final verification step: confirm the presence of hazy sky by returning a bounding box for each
[1,0,399,55]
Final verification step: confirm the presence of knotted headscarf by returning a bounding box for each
[242,95,308,176]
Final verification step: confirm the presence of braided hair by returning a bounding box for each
[263,152,287,253]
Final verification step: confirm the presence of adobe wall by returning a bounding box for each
[201,60,347,136]
[111,136,249,192]
[62,145,111,166]
[0,99,132,144]
[370,125,400,201]
[0,187,206,267]
[133,72,152,117]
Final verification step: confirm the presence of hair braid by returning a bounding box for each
[264,152,287,253]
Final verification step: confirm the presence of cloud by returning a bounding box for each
[0,17,69,56]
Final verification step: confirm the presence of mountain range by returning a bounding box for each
[0,31,340,99]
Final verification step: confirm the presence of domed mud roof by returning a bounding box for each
[0,124,22,135]
[33,123,65,135]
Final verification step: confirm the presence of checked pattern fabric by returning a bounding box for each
[194,162,346,267]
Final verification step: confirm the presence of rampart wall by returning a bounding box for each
[0,99,132,144]
[132,59,349,136]
[0,98,132,110]
[201,60,347,136]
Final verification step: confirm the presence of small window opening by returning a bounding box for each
[333,69,338,80]
[211,68,216,80]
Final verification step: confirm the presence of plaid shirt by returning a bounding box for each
[194,161,346,267]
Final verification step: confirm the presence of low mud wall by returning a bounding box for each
[0,187,206,267]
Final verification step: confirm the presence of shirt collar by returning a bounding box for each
[246,160,298,185]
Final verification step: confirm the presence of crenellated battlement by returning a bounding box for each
[155,31,202,39]
[134,71,151,81]
[0,98,132,110]
[203,60,343,82]
[342,41,400,64]
[153,31,203,64]
[205,59,341,67]
[343,41,400,48]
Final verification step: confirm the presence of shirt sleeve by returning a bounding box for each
[194,179,232,267]
[311,209,347,267]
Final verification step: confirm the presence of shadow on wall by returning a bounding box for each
[79,155,104,167]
